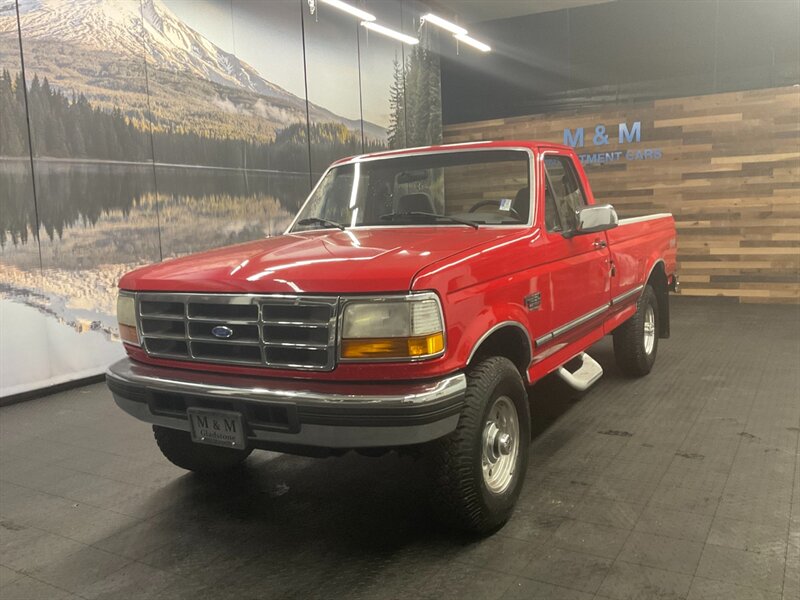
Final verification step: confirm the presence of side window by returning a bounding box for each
[543,156,587,232]
[544,178,561,232]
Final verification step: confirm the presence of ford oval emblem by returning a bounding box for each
[211,325,234,339]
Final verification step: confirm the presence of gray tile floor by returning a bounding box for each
[1,298,798,600]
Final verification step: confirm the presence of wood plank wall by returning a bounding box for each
[443,86,800,304]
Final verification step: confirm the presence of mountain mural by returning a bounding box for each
[2,0,386,143]
[1,0,445,397]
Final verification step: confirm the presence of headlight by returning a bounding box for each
[116,292,140,346]
[340,294,445,360]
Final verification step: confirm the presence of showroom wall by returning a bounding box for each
[441,0,800,304]
[0,0,443,397]
[444,87,800,303]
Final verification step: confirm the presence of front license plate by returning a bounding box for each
[187,409,246,449]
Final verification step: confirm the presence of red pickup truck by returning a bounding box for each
[107,141,677,533]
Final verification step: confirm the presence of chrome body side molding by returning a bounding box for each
[535,303,610,348]
[611,284,644,306]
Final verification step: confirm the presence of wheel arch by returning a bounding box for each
[645,259,670,338]
[467,322,533,382]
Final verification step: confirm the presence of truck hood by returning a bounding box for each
[120,227,519,294]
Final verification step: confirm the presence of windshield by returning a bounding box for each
[290,150,531,231]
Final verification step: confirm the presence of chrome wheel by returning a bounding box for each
[643,304,656,355]
[481,395,519,494]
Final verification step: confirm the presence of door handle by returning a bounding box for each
[593,239,607,249]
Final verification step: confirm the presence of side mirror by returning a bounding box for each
[574,204,618,234]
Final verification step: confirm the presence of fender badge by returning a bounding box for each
[525,292,541,311]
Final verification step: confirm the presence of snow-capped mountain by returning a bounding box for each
[138,0,299,104]
[6,0,384,140]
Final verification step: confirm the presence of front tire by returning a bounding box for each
[426,357,530,535]
[613,284,659,377]
[153,425,252,474]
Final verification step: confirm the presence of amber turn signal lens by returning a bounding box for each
[119,324,139,346]
[341,332,444,359]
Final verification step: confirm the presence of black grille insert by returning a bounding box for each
[142,318,185,337]
[263,324,329,345]
[145,338,188,356]
[192,341,262,363]
[188,303,259,321]
[265,346,329,366]
[140,301,184,317]
[263,304,331,323]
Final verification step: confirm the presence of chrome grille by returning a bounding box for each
[136,293,338,371]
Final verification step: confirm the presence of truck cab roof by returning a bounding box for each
[331,140,576,166]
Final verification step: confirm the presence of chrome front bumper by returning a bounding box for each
[106,358,466,449]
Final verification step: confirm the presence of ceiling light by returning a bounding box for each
[454,33,491,52]
[421,13,467,36]
[319,0,375,22]
[361,21,419,45]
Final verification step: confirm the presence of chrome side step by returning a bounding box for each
[556,353,604,392]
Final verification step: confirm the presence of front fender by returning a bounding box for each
[450,296,533,375]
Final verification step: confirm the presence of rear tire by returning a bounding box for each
[613,284,659,377]
[153,425,252,474]
[425,357,530,535]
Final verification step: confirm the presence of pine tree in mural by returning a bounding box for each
[0,70,29,157]
[387,56,407,149]
[387,44,442,150]
[0,71,371,170]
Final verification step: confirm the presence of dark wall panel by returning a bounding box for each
[441,0,800,123]
[440,8,573,122]
[715,0,800,91]
[612,0,716,93]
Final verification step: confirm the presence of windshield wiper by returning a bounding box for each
[297,217,346,231]
[379,211,479,229]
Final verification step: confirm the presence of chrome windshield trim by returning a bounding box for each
[286,147,536,232]
[535,303,611,348]
[106,358,466,407]
[611,284,645,306]
[284,163,336,234]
